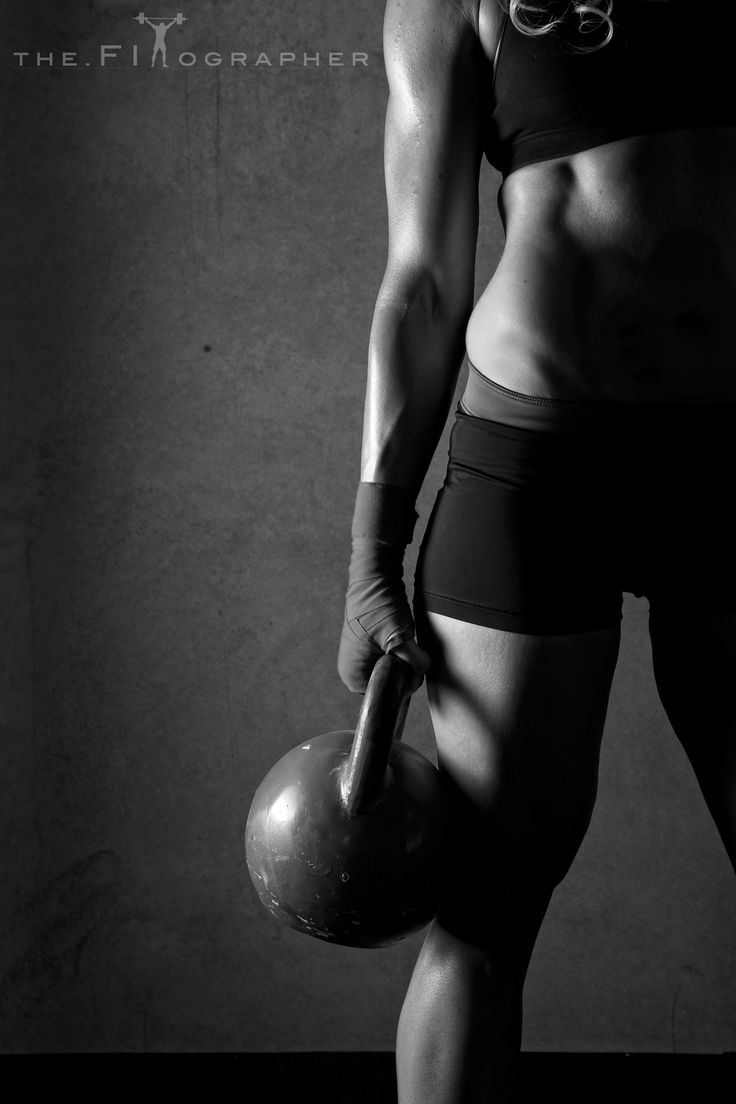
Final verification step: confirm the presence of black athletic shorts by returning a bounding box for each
[415,367,736,635]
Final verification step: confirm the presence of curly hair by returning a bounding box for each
[503,0,615,51]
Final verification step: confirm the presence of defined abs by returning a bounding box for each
[466,132,736,402]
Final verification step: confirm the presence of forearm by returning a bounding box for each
[360,277,469,493]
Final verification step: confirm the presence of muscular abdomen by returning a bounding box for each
[466,127,736,401]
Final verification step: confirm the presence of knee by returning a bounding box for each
[530,784,599,882]
[435,792,597,952]
[446,774,598,884]
[414,917,529,1002]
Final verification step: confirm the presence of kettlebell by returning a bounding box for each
[245,653,448,948]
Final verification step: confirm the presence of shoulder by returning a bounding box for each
[383,0,481,41]
[383,0,498,66]
[383,0,504,69]
[478,0,508,67]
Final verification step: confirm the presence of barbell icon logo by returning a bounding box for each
[132,12,188,67]
[133,12,188,25]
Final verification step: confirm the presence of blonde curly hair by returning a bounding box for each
[503,0,615,51]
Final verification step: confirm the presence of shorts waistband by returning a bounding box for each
[461,359,736,446]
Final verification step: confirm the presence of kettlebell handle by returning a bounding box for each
[340,653,413,817]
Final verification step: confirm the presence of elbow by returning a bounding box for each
[377,265,473,327]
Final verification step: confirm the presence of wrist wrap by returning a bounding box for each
[337,482,418,693]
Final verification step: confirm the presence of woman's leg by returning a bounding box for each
[396,611,622,1104]
[649,603,736,870]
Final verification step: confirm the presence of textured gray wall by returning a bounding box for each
[1,0,734,1054]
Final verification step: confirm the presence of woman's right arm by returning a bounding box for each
[337,0,487,692]
[361,0,487,494]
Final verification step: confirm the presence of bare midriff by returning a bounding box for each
[465,126,736,402]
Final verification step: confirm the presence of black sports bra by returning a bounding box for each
[484,0,736,177]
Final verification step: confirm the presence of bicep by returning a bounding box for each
[381,0,486,314]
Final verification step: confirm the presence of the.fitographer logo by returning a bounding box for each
[12,10,371,70]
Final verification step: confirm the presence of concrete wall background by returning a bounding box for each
[1,0,733,1054]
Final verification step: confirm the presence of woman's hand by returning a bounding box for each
[388,638,432,694]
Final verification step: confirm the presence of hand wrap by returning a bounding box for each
[337,482,418,693]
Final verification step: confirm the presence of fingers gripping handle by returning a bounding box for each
[340,654,413,817]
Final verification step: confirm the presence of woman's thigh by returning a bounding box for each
[419,611,621,949]
[649,601,736,870]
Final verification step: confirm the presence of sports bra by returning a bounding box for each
[484,0,736,177]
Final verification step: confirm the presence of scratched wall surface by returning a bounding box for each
[1,0,734,1055]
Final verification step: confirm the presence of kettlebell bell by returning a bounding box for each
[245,654,448,948]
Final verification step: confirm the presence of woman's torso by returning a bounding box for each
[466,0,736,401]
